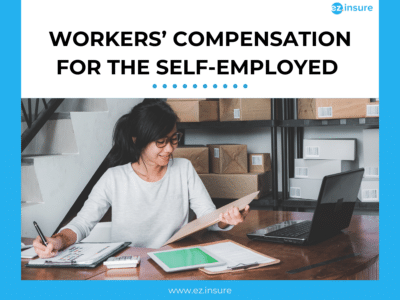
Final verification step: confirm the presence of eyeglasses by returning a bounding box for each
[155,132,183,148]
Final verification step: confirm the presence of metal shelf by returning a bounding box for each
[178,99,379,213]
[279,117,379,128]
[212,194,278,210]
[177,118,379,130]
[250,194,279,209]
[283,198,379,211]
[215,195,379,212]
[177,120,275,130]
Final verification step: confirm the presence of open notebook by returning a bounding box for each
[26,242,131,268]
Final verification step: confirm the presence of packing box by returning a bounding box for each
[362,129,379,178]
[358,178,379,202]
[199,172,272,199]
[174,146,209,174]
[167,100,219,122]
[219,99,271,121]
[294,159,357,179]
[248,153,271,173]
[303,139,356,160]
[208,144,248,174]
[289,178,322,200]
[298,98,378,119]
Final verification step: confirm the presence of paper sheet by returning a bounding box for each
[21,247,38,259]
[21,242,33,250]
[28,242,124,265]
[203,241,275,272]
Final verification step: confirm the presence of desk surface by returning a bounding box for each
[21,210,379,280]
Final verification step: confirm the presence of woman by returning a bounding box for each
[33,99,250,258]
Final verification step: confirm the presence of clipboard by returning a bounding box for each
[198,239,280,275]
[25,242,131,269]
[163,191,259,246]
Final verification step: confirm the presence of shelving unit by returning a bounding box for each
[177,99,379,213]
[177,99,280,207]
[279,99,379,212]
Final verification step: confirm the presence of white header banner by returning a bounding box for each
[21,0,379,97]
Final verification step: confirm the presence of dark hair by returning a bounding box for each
[108,99,178,167]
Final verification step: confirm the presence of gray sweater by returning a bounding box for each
[61,158,231,249]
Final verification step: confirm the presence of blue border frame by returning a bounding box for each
[3,1,398,299]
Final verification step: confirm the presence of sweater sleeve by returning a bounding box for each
[59,169,112,242]
[186,160,233,232]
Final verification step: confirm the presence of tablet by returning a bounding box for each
[148,246,226,273]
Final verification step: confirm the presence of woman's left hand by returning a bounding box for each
[218,205,250,227]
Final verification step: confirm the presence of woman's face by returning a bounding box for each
[141,125,179,167]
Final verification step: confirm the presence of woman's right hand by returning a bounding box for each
[33,235,63,259]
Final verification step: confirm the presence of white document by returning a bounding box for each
[203,242,274,272]
[21,242,33,250]
[21,247,38,259]
[27,242,124,265]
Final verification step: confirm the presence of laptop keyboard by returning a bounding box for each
[265,221,312,238]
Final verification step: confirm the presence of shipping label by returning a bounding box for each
[318,107,333,118]
[214,148,220,158]
[305,146,320,157]
[251,155,263,166]
[366,105,379,116]
[290,187,301,198]
[295,167,309,178]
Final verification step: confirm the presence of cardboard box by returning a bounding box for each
[167,100,219,122]
[208,144,248,174]
[219,99,271,121]
[289,178,322,200]
[199,172,271,199]
[362,129,379,178]
[298,98,374,119]
[358,178,379,202]
[294,159,357,179]
[173,146,209,174]
[303,139,356,160]
[248,153,271,173]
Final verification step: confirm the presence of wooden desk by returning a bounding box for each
[22,210,379,280]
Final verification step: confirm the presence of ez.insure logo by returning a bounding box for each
[332,3,373,15]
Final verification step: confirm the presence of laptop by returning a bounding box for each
[247,168,364,245]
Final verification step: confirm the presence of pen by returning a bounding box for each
[44,261,76,265]
[33,221,48,247]
[229,262,259,270]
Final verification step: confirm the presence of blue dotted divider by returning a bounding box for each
[152,84,248,88]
